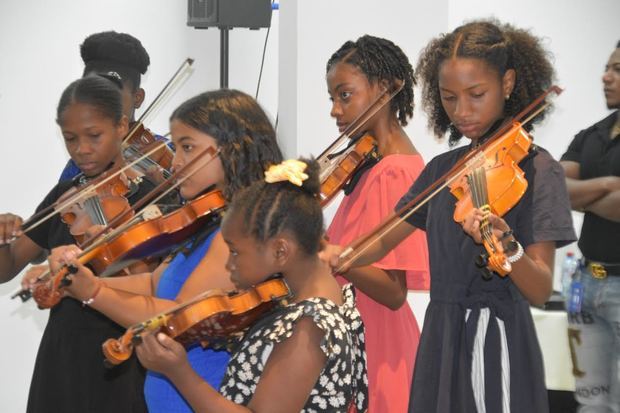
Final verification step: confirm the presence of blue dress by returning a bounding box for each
[143,229,231,412]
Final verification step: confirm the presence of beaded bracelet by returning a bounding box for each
[507,241,525,263]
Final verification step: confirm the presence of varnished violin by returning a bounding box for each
[57,165,137,246]
[26,147,221,307]
[449,123,532,277]
[95,188,226,277]
[336,86,563,278]
[317,80,404,206]
[102,277,292,366]
[119,58,195,178]
[123,124,173,179]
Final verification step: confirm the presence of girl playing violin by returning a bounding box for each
[128,158,368,412]
[59,30,151,181]
[325,34,429,412]
[0,74,157,412]
[22,31,156,288]
[324,20,576,412]
[47,89,283,413]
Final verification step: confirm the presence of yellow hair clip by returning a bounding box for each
[264,159,308,187]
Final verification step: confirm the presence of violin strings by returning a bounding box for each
[78,146,218,248]
[337,87,563,273]
[123,145,172,179]
[22,141,169,235]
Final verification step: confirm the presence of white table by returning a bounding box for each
[407,291,576,391]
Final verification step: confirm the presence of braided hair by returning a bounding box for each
[326,35,416,126]
[416,19,555,146]
[80,31,150,91]
[226,158,323,256]
[170,89,283,201]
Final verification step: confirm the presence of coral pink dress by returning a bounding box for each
[326,154,430,413]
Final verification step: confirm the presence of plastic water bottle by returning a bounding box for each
[561,252,578,299]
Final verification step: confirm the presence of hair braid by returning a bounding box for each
[229,159,323,255]
[327,35,416,126]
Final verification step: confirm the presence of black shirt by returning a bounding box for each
[397,144,576,293]
[25,176,157,413]
[561,110,620,262]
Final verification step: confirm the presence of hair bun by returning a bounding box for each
[80,31,150,74]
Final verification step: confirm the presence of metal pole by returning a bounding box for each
[220,27,229,88]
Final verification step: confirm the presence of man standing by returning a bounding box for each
[560,40,620,412]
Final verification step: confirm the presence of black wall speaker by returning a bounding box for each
[187,0,272,29]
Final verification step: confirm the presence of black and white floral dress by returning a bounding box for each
[219,284,368,412]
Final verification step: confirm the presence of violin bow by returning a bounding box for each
[317,79,404,163]
[21,141,170,235]
[122,58,194,146]
[11,146,219,302]
[337,85,563,271]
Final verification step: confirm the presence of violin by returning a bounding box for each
[449,123,532,277]
[30,205,164,309]
[319,134,379,206]
[122,124,173,179]
[336,86,562,278]
[95,188,226,277]
[101,277,292,366]
[317,80,404,207]
[57,165,136,245]
[119,58,195,178]
[27,147,221,307]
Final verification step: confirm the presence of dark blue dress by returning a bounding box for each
[144,229,230,412]
[397,144,576,413]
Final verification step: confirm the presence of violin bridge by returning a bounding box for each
[141,205,164,220]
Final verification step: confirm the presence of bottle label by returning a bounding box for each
[568,280,584,314]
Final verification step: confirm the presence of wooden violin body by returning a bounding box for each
[319,134,379,206]
[448,123,533,277]
[102,278,292,366]
[58,168,135,246]
[31,190,226,308]
[97,189,226,276]
[450,124,531,222]
[123,123,173,178]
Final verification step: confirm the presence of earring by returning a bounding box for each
[505,94,510,100]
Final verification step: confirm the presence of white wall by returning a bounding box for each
[0,0,618,411]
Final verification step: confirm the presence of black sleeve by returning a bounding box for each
[25,183,68,250]
[514,151,577,249]
[560,129,586,163]
[395,160,434,231]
